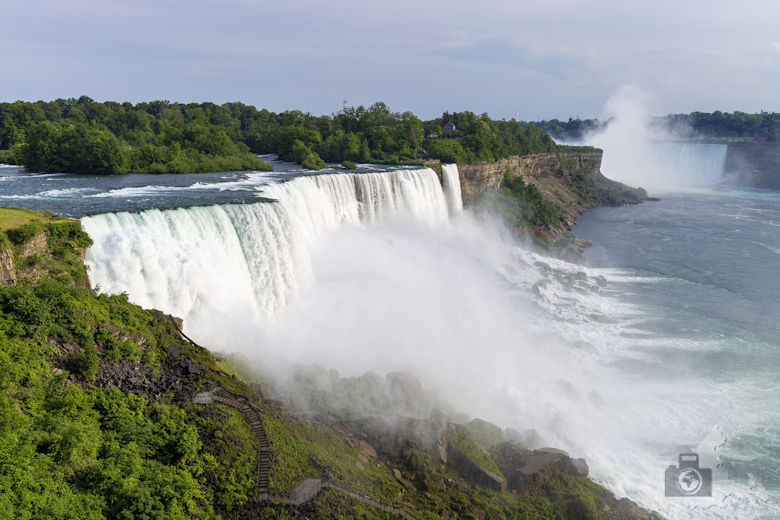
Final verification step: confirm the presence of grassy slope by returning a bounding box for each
[0,207,71,232]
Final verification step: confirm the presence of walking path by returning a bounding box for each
[194,387,270,499]
[193,386,416,519]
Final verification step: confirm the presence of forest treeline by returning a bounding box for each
[0,97,557,174]
[660,111,780,141]
[530,111,780,143]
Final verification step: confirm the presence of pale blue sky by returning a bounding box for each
[3,0,780,119]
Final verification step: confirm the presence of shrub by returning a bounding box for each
[67,345,99,381]
[6,222,43,245]
[426,140,466,163]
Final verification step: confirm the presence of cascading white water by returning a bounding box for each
[82,168,449,338]
[596,141,728,191]
[584,86,729,192]
[441,163,464,215]
[653,143,728,184]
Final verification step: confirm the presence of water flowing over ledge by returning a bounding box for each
[82,167,459,327]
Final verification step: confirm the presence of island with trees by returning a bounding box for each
[0,97,561,174]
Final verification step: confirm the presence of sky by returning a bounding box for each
[2,0,780,120]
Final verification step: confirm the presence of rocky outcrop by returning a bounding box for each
[457,149,646,226]
[0,247,14,285]
[453,148,647,257]
[0,230,51,286]
[1,222,90,288]
[457,150,602,205]
[445,424,507,492]
[489,444,589,491]
[488,442,658,519]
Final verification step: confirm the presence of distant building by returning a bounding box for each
[442,121,457,136]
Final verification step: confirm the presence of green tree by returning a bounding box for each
[19,121,130,174]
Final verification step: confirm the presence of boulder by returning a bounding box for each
[464,418,506,450]
[566,457,589,478]
[392,468,418,491]
[519,447,569,480]
[258,382,273,401]
[488,442,530,491]
[446,425,506,492]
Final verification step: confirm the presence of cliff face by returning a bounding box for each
[725,143,780,190]
[0,230,51,286]
[459,151,601,205]
[458,149,646,228]
[0,222,91,288]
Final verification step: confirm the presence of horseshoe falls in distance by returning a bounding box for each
[77,144,780,520]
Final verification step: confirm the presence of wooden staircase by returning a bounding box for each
[194,387,417,518]
[211,393,271,500]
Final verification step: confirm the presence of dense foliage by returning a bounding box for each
[497,167,564,230]
[0,282,197,519]
[528,118,603,143]
[422,112,557,163]
[0,214,262,519]
[527,112,780,143]
[0,97,271,174]
[0,97,562,174]
[0,280,265,519]
[659,111,780,140]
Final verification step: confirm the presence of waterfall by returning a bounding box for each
[82,168,452,333]
[651,143,728,185]
[598,142,728,191]
[441,164,463,215]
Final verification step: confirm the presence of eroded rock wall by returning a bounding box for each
[457,149,645,227]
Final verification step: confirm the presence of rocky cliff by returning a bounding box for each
[455,148,646,255]
[0,209,91,288]
[458,148,646,223]
[1,229,55,286]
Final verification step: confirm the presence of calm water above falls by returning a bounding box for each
[0,159,415,217]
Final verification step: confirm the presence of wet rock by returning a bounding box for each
[446,426,506,492]
[392,468,418,491]
[171,316,184,330]
[566,457,589,478]
[488,442,530,491]
[258,382,272,401]
[464,418,506,450]
[519,447,569,479]
[358,440,377,458]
